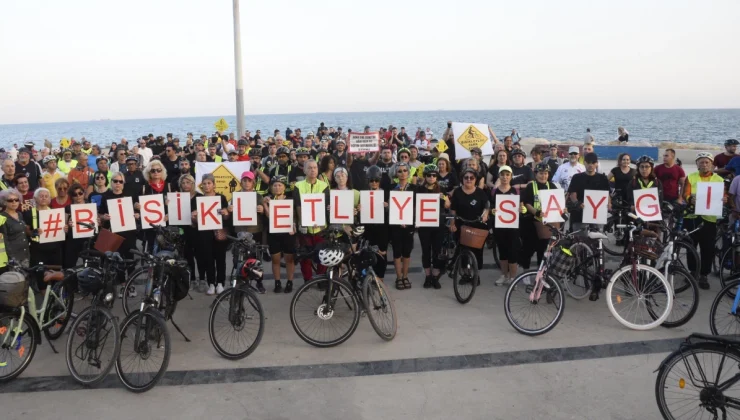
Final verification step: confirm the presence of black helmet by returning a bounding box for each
[725,139,739,147]
[270,175,288,186]
[77,267,104,294]
[636,155,655,167]
[534,162,550,173]
[511,149,526,158]
[276,146,290,156]
[248,148,261,157]
[296,147,310,157]
[366,165,383,182]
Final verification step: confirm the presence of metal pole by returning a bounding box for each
[232,0,245,138]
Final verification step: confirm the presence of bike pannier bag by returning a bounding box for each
[0,272,28,308]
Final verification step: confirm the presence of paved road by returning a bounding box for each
[0,234,723,420]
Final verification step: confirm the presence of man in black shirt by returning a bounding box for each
[349,153,370,191]
[398,127,410,145]
[123,156,146,198]
[333,140,349,168]
[509,149,533,191]
[161,143,181,185]
[149,136,166,156]
[15,148,42,191]
[567,152,611,231]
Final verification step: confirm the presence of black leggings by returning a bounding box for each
[518,220,539,269]
[64,237,87,269]
[31,245,63,267]
[391,227,415,259]
[196,233,229,286]
[494,228,521,262]
[686,218,717,277]
[183,227,200,281]
[417,227,444,269]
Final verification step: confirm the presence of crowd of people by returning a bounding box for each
[0,125,736,299]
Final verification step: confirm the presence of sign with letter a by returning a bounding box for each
[539,189,566,223]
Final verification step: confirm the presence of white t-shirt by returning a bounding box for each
[137,147,153,168]
[425,129,433,140]
[552,162,586,191]
[583,133,595,144]
[415,139,430,155]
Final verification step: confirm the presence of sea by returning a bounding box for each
[0,109,737,150]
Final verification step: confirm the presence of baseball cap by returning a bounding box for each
[498,165,512,174]
[96,156,109,163]
[568,146,580,154]
[241,171,255,180]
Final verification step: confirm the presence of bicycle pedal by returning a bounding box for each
[360,311,367,318]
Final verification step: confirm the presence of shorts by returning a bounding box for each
[268,233,296,255]
[391,227,415,259]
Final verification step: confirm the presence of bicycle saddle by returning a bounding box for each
[43,271,65,283]
[587,231,608,240]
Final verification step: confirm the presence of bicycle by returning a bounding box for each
[0,262,75,382]
[208,233,266,360]
[445,216,485,304]
[289,225,398,347]
[655,333,740,419]
[717,218,740,288]
[115,248,175,393]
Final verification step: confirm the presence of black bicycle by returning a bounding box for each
[443,216,484,304]
[656,333,740,419]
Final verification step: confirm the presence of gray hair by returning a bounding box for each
[179,174,195,188]
[303,159,317,172]
[143,160,168,182]
[0,188,22,208]
[201,173,216,184]
[33,188,51,202]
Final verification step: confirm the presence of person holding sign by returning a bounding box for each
[140,160,173,253]
[331,167,360,232]
[490,166,522,286]
[293,159,329,283]
[626,156,664,211]
[360,166,390,283]
[567,152,610,234]
[683,152,727,289]
[178,174,206,293]
[450,167,490,272]
[192,174,231,295]
[63,183,89,269]
[521,163,560,270]
[25,188,66,268]
[0,189,31,269]
[416,164,449,290]
[387,162,417,290]
[99,172,140,295]
[263,175,296,294]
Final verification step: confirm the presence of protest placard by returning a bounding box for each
[107,197,137,233]
[389,191,414,225]
[71,203,97,239]
[539,189,566,223]
[415,194,440,227]
[139,194,165,229]
[451,122,494,160]
[695,182,725,217]
[347,132,380,154]
[196,196,223,230]
[38,208,66,243]
[167,192,192,225]
[495,194,520,228]
[634,188,662,221]
[330,190,355,224]
[360,190,385,224]
[270,200,294,233]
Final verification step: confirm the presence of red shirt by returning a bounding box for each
[654,163,685,201]
[714,153,735,169]
[236,154,250,162]
[51,196,70,209]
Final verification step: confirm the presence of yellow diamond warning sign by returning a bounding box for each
[199,164,242,202]
[456,124,488,151]
[214,118,229,132]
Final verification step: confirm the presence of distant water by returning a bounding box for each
[0,109,737,149]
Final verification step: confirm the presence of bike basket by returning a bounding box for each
[547,246,576,279]
[633,236,664,260]
[460,226,488,249]
[0,272,27,308]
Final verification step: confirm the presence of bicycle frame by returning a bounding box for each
[678,342,740,411]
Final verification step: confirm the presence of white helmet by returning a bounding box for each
[696,152,714,163]
[318,247,344,267]
[351,225,365,237]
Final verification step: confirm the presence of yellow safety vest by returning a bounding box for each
[31,208,39,243]
[58,159,78,175]
[295,179,329,234]
[638,179,654,189]
[0,216,8,268]
[532,182,550,221]
[0,179,9,191]
[686,172,724,223]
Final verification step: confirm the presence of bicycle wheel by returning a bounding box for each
[452,248,478,304]
[504,270,565,336]
[490,236,501,269]
[563,241,594,300]
[208,287,265,360]
[720,246,740,289]
[44,281,75,340]
[606,264,672,330]
[0,312,38,382]
[709,279,740,336]
[289,276,360,348]
[362,271,397,341]
[66,305,121,386]
[661,265,698,328]
[121,268,152,317]
[116,308,170,393]
[655,342,740,419]
[602,219,627,257]
[674,240,700,282]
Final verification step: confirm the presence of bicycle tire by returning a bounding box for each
[504,270,565,336]
[709,279,740,336]
[655,342,740,420]
[606,264,672,330]
[115,308,170,393]
[563,241,594,300]
[208,287,265,360]
[719,246,740,290]
[289,276,360,348]
[673,240,700,282]
[602,220,627,257]
[0,312,38,383]
[44,282,75,341]
[660,265,698,328]
[66,305,121,386]
[121,268,152,317]
[453,248,478,304]
[489,236,501,269]
[362,271,398,341]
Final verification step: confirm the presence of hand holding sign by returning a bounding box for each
[360,190,385,224]
[582,190,609,225]
[495,194,520,228]
[539,189,566,223]
[695,182,724,217]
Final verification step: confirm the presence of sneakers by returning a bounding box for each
[198,280,208,293]
[432,275,441,290]
[206,284,216,295]
[494,275,508,286]
[255,281,266,294]
[274,280,283,293]
[698,276,710,290]
[423,275,432,289]
[216,284,224,294]
[284,281,293,293]
[127,286,137,298]
[118,286,125,299]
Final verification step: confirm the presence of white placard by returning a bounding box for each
[695,182,725,217]
[107,197,137,233]
[196,196,223,230]
[582,190,609,225]
[269,199,294,233]
[300,193,326,227]
[71,203,98,239]
[167,192,192,226]
[495,194,520,229]
[634,188,663,221]
[360,190,385,224]
[139,194,165,229]
[232,192,258,226]
[539,189,566,223]
[347,132,380,154]
[389,191,414,225]
[38,208,66,243]
[451,122,494,160]
[415,193,440,227]
[330,190,355,224]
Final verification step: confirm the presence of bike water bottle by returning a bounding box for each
[153,288,161,305]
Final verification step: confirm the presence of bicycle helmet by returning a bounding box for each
[422,164,439,176]
[296,147,310,156]
[534,162,550,173]
[248,148,262,157]
[511,149,526,158]
[696,152,714,163]
[318,246,345,267]
[276,146,290,157]
[725,139,739,147]
[42,155,57,166]
[239,258,263,280]
[397,148,411,158]
[366,165,383,182]
[270,175,288,186]
[351,225,365,237]
[635,155,655,167]
[77,267,104,294]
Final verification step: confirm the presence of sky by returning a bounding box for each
[1,0,739,124]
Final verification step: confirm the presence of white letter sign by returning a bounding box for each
[495,194,520,229]
[196,196,223,230]
[167,192,191,226]
[107,197,137,233]
[232,192,258,226]
[695,182,724,218]
[539,189,566,223]
[347,132,380,154]
[360,190,385,224]
[415,194,440,227]
[633,188,662,221]
[300,193,326,227]
[582,190,609,225]
[330,190,355,224]
[71,203,97,239]
[139,194,165,229]
[270,199,294,233]
[38,208,66,243]
[389,191,414,225]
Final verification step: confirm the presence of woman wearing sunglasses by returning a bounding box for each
[51,178,71,209]
[361,166,390,284]
[417,164,450,290]
[387,162,417,290]
[139,160,171,253]
[63,183,89,268]
[0,189,31,270]
[87,170,109,210]
[450,167,490,272]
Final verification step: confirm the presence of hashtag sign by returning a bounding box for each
[39,209,66,243]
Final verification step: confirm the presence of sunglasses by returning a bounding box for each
[58,187,68,191]
[112,179,124,184]
[150,168,162,173]
[463,176,476,181]
[73,191,85,197]
[397,169,408,173]
[569,153,578,155]
[95,176,106,179]
[6,199,19,203]
[369,179,381,183]
[426,174,438,178]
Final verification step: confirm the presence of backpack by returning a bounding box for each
[164,264,190,301]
